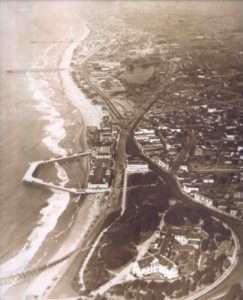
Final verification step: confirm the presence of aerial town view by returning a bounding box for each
[0,1,242,300]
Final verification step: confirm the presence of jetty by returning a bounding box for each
[23,152,110,195]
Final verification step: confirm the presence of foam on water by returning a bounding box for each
[0,43,71,296]
[54,162,69,187]
[23,196,101,299]
[0,192,70,277]
[0,156,70,296]
[30,85,67,157]
[1,18,104,299]
[19,22,106,299]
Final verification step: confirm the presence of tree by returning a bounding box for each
[164,208,185,226]
[201,238,217,252]
[101,243,133,269]
[223,283,243,300]
[94,295,107,300]
[143,291,156,300]
[154,291,165,300]
[201,272,215,285]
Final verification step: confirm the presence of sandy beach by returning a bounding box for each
[59,22,103,129]
[1,16,105,300]
[23,22,106,298]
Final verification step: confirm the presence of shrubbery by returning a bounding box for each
[223,283,243,300]
[97,180,170,271]
[110,277,191,300]
[83,249,111,291]
[128,172,157,186]
[164,204,200,226]
[101,243,134,269]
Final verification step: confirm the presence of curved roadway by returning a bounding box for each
[134,140,243,299]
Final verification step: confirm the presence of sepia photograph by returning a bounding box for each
[0,1,242,299]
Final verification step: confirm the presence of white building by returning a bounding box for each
[194,193,213,207]
[135,135,149,142]
[226,134,236,141]
[230,209,238,216]
[87,181,109,189]
[179,164,189,172]
[156,159,169,170]
[208,108,217,113]
[203,178,214,184]
[132,255,178,280]
[135,128,155,135]
[173,229,201,246]
[182,185,199,194]
[93,146,112,159]
[127,162,149,174]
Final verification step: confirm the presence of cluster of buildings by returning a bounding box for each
[88,60,126,96]
[87,115,118,191]
[132,225,210,280]
[187,106,242,167]
[134,128,170,170]
[175,106,242,218]
[139,97,243,219]
[133,123,189,172]
[178,170,243,217]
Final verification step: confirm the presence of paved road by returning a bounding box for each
[171,129,195,174]
[184,229,240,300]
[134,141,243,299]
[56,46,242,298]
[121,167,128,215]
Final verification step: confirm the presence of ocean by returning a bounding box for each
[0,0,90,273]
[0,1,242,298]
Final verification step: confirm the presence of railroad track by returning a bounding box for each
[79,65,122,121]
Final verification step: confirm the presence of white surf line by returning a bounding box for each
[22,21,105,299]
[25,197,102,299]
[54,162,69,187]
[0,42,72,297]
[27,73,68,157]
[0,192,70,298]
[0,149,70,279]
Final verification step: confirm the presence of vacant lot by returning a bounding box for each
[120,65,155,85]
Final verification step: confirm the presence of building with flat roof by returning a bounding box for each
[87,166,110,189]
[94,145,112,159]
[127,159,149,174]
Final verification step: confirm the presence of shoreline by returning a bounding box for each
[0,43,73,278]
[0,19,105,299]
[19,20,105,299]
[24,19,105,296]
[59,21,103,131]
